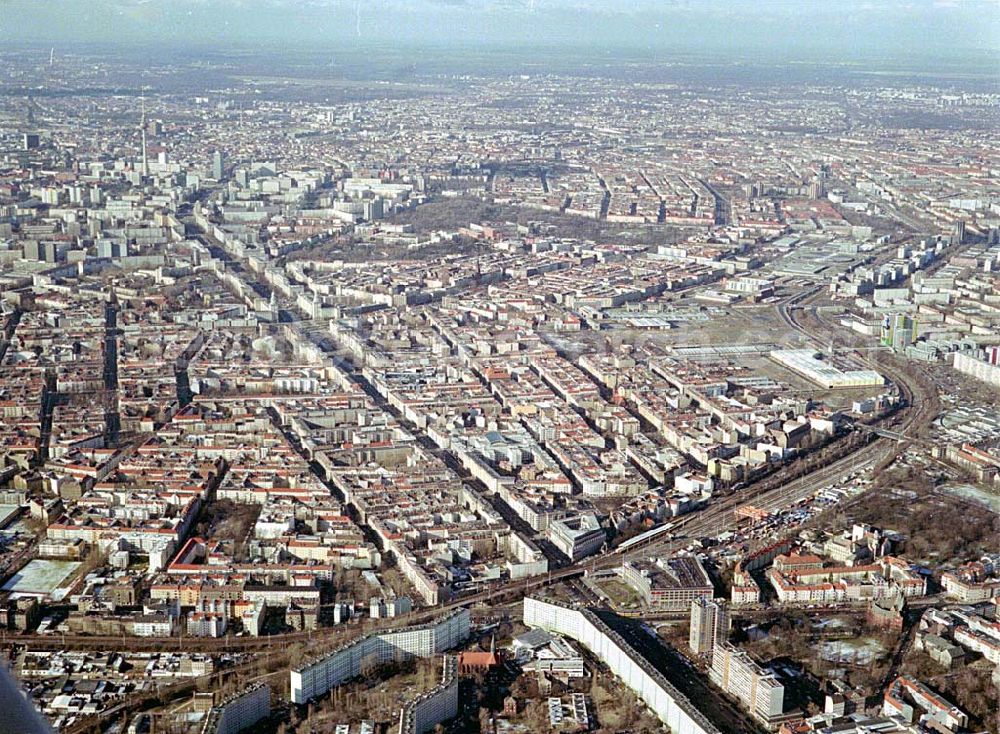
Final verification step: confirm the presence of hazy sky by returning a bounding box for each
[1,0,997,60]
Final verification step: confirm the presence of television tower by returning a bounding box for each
[139,90,149,178]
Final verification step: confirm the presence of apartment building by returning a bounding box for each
[548,512,605,562]
[523,597,721,734]
[690,598,730,655]
[397,655,458,734]
[709,642,785,729]
[201,684,271,734]
[290,608,470,704]
[882,677,967,732]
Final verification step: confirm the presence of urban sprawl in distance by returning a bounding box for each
[0,5,999,734]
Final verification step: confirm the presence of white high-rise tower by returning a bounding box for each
[689,597,730,655]
[139,92,149,178]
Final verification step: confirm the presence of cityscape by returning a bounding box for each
[0,2,998,733]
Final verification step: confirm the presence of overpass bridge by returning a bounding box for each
[854,423,930,445]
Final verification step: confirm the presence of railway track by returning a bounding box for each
[612,287,938,561]
[1,291,938,658]
[43,293,923,655]
[24,255,944,731]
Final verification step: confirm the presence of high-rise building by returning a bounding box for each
[212,150,226,180]
[363,196,385,221]
[689,597,730,654]
[816,168,828,198]
[952,220,966,245]
[22,133,40,150]
[709,642,784,726]
[882,313,917,350]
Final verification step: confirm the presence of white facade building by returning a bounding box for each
[709,642,784,727]
[770,349,884,389]
[523,597,721,734]
[201,684,271,734]
[290,608,470,704]
[689,598,730,655]
[953,351,1000,388]
[548,513,605,561]
[398,655,459,734]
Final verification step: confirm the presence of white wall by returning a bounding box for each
[523,597,720,734]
